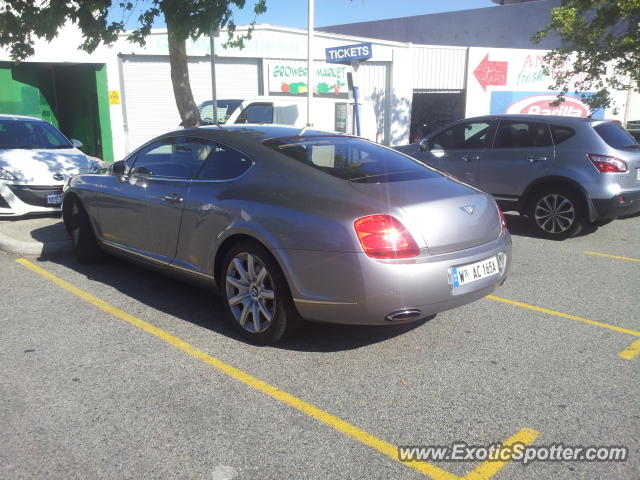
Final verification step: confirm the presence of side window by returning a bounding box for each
[431,121,493,150]
[494,121,553,148]
[550,125,575,145]
[131,137,205,178]
[197,143,253,181]
[235,103,274,124]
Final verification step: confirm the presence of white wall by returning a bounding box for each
[0,23,442,151]
[0,24,128,160]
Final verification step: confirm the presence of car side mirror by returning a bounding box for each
[110,160,127,175]
[418,139,432,152]
[71,139,83,148]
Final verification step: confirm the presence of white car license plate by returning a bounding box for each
[46,194,62,205]
[636,168,640,181]
[450,256,499,287]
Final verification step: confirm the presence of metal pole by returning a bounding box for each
[353,85,361,137]
[307,0,314,127]
[623,86,633,128]
[209,28,218,125]
[351,61,361,137]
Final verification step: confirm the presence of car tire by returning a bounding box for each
[220,241,298,344]
[528,188,586,240]
[69,200,105,263]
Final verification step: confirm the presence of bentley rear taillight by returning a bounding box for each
[354,215,420,259]
[497,206,508,235]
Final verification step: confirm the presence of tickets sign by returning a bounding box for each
[326,43,372,64]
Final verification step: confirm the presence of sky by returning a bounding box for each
[109,0,498,30]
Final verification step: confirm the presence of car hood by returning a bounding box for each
[0,148,91,183]
[349,176,502,255]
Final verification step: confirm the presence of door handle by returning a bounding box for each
[163,193,184,204]
[461,155,479,162]
[527,155,548,163]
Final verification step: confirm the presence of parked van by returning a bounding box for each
[198,97,381,142]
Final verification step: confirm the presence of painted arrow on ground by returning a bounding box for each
[473,53,508,92]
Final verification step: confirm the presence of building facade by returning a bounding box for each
[0,19,635,162]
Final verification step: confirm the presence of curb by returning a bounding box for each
[0,231,72,255]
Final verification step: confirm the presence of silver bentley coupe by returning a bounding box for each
[63,125,511,344]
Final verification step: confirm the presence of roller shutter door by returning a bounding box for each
[120,55,260,152]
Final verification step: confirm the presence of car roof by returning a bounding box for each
[190,124,343,141]
[469,114,610,124]
[128,125,361,158]
[0,114,46,122]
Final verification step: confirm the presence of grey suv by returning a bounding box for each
[396,114,640,239]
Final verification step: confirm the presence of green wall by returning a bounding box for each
[0,62,58,126]
[0,62,114,162]
[95,65,114,162]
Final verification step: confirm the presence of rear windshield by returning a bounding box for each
[0,119,72,149]
[199,100,243,124]
[264,136,441,183]
[594,122,637,148]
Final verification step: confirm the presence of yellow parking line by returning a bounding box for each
[487,295,640,338]
[462,427,540,480]
[619,338,640,360]
[584,251,640,263]
[17,258,538,480]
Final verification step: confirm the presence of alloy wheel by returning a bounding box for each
[534,194,575,234]
[225,252,276,333]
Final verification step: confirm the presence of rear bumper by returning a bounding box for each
[592,190,640,219]
[275,234,511,325]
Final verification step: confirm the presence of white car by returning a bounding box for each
[0,114,101,216]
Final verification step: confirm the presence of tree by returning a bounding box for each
[0,0,266,127]
[534,0,640,113]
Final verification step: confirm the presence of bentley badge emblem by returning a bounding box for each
[460,205,475,215]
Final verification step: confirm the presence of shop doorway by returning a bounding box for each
[0,62,113,161]
[409,90,466,142]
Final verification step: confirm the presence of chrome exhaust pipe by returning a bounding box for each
[385,309,422,322]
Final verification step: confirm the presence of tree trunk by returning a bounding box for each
[166,20,200,128]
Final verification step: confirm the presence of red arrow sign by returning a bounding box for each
[473,53,508,91]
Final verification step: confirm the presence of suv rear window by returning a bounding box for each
[199,100,242,124]
[594,122,636,148]
[550,125,575,145]
[264,136,441,183]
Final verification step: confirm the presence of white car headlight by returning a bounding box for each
[0,168,16,181]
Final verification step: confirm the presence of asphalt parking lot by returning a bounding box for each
[1,213,638,480]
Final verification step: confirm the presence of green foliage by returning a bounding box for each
[0,0,268,60]
[534,0,640,111]
[0,0,267,127]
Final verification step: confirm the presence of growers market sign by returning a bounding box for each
[267,61,348,97]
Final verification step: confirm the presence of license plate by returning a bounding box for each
[46,194,62,205]
[636,168,640,181]
[450,256,499,287]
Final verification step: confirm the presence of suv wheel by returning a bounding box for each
[221,241,298,344]
[528,188,586,239]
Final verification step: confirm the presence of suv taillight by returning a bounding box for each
[354,214,420,259]
[588,154,628,173]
